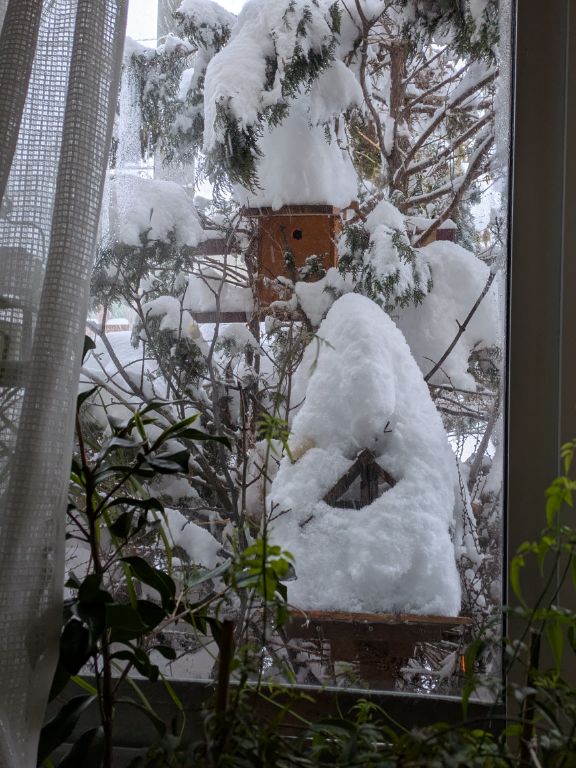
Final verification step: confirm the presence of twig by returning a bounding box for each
[424,271,496,383]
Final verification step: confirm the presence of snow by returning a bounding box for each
[104,174,205,247]
[80,331,161,427]
[396,241,500,389]
[218,324,261,353]
[156,507,222,568]
[294,267,353,326]
[185,269,253,313]
[359,199,431,304]
[123,36,153,61]
[177,0,237,45]
[468,0,490,25]
[308,60,363,124]
[203,0,359,208]
[270,293,461,616]
[234,97,358,209]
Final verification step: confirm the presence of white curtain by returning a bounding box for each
[0,1,127,765]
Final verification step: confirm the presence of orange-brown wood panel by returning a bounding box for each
[255,210,340,306]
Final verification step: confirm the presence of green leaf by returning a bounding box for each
[104,496,164,514]
[56,726,105,768]
[144,449,190,475]
[510,553,525,605]
[120,556,176,610]
[76,387,98,412]
[82,335,96,363]
[78,574,111,604]
[152,414,199,445]
[152,644,177,661]
[111,647,159,682]
[135,599,167,629]
[106,604,148,639]
[38,695,95,763]
[133,411,148,441]
[97,436,145,463]
[59,619,92,673]
[172,427,231,449]
[186,559,231,587]
[65,572,81,590]
[546,618,564,671]
[108,511,133,539]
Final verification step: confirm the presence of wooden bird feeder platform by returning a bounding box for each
[285,610,472,687]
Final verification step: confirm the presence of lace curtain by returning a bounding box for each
[0,1,127,765]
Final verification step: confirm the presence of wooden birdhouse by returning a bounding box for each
[406,216,458,246]
[244,204,341,307]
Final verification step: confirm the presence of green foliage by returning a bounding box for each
[400,0,499,62]
[42,438,576,767]
[338,223,432,311]
[39,376,292,768]
[204,98,264,193]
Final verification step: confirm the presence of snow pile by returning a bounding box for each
[204,0,337,151]
[203,0,359,208]
[104,174,205,247]
[294,267,353,327]
[156,507,222,569]
[218,324,261,354]
[364,200,431,303]
[185,269,253,313]
[141,295,209,353]
[177,0,237,44]
[270,293,461,616]
[396,241,500,388]
[235,98,358,209]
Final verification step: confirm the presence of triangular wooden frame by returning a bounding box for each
[323,448,396,509]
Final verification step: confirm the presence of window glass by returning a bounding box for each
[74,0,511,696]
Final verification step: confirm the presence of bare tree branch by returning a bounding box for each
[413,132,493,244]
[424,270,496,384]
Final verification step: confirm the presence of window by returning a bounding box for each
[79,0,516,711]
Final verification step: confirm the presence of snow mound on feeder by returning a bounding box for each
[270,293,461,616]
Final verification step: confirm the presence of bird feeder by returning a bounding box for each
[284,610,471,688]
[287,444,470,687]
[243,204,341,307]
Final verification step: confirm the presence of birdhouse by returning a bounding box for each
[244,204,341,308]
[435,219,458,242]
[406,216,458,246]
